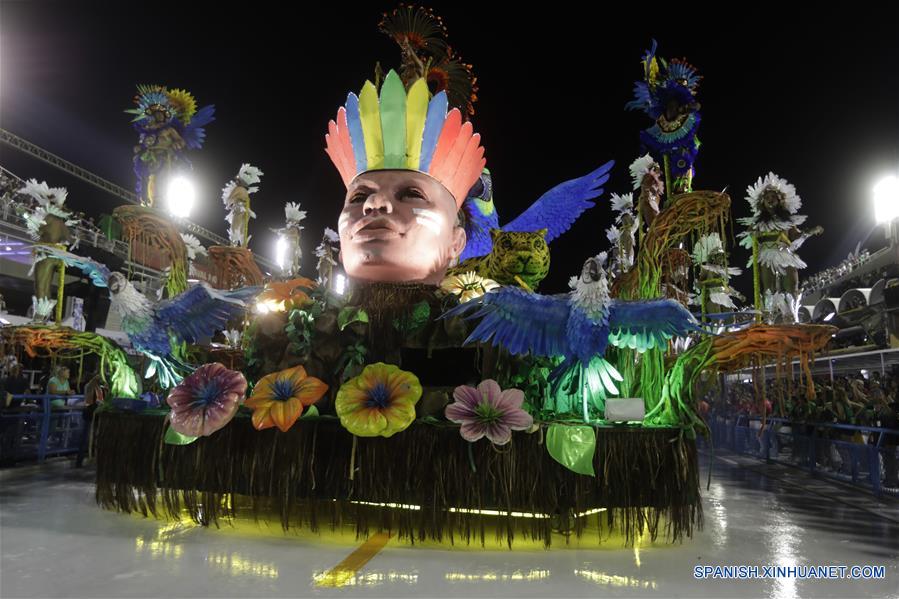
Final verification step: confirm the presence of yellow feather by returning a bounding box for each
[404,79,429,170]
[358,81,384,170]
[166,89,197,123]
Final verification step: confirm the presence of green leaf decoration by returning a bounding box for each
[546,425,595,476]
[410,301,430,329]
[300,405,319,419]
[393,301,430,333]
[97,214,121,239]
[164,426,199,446]
[338,306,369,331]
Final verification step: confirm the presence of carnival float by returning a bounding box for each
[0,5,837,548]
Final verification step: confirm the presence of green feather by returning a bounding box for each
[379,70,407,169]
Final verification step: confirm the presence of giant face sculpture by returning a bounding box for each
[324,71,486,285]
[338,170,466,285]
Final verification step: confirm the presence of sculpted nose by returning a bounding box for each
[362,193,392,216]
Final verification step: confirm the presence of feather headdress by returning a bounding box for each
[738,172,807,232]
[629,155,658,190]
[324,69,485,207]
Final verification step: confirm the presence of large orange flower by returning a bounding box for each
[244,365,328,432]
[256,277,316,312]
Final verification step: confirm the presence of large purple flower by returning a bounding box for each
[166,363,247,437]
[445,380,533,445]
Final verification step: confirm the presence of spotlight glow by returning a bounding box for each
[255,299,286,314]
[873,175,899,224]
[275,236,288,271]
[166,176,195,218]
[334,273,347,296]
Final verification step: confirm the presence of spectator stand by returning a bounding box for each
[0,395,85,464]
[703,414,898,497]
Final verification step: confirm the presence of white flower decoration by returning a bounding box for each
[440,271,500,303]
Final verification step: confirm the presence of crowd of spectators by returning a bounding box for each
[801,247,873,294]
[715,368,899,489]
[724,371,898,428]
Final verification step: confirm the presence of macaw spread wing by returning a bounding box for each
[444,287,570,358]
[606,298,702,352]
[34,244,111,287]
[502,160,614,242]
[156,283,250,345]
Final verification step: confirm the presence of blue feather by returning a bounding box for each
[181,105,215,150]
[344,93,367,175]
[667,61,701,89]
[502,160,614,242]
[418,92,448,172]
[625,82,657,115]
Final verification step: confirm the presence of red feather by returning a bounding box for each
[451,134,486,204]
[428,108,462,181]
[325,119,352,184]
[432,118,471,192]
[335,107,357,177]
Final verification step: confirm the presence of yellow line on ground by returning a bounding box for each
[313,532,392,588]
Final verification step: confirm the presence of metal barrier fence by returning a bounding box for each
[0,395,86,464]
[703,414,899,497]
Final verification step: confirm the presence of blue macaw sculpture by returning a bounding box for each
[444,253,705,419]
[459,161,615,262]
[38,245,257,388]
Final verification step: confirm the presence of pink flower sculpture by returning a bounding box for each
[166,363,247,437]
[445,379,533,445]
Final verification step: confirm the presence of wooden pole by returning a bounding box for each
[55,257,65,324]
[752,234,762,323]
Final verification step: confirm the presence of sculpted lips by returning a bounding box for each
[351,217,402,242]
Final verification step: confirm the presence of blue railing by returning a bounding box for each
[703,414,899,497]
[0,395,86,463]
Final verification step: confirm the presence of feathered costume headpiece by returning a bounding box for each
[625,41,702,120]
[284,202,307,226]
[379,4,478,116]
[628,155,658,190]
[17,179,77,239]
[221,164,264,205]
[125,85,215,149]
[324,69,486,207]
[738,172,806,232]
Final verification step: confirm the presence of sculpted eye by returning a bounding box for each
[401,188,426,202]
[349,192,368,204]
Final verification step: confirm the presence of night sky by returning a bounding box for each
[1,2,897,294]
